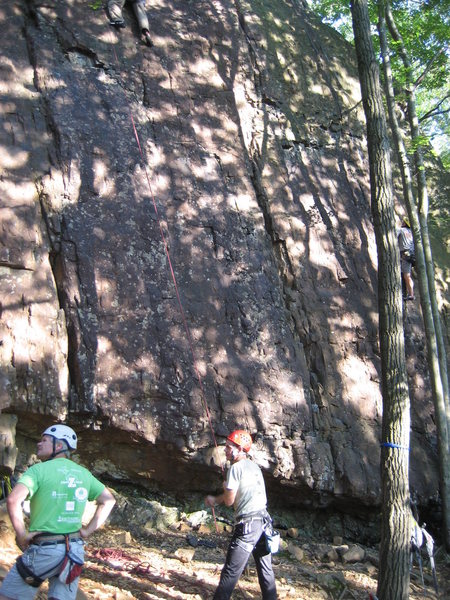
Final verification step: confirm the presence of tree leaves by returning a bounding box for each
[308,0,449,168]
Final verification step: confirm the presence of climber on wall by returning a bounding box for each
[397,217,415,300]
[108,0,153,47]
[0,424,115,600]
[205,430,278,600]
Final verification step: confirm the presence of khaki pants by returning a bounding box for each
[108,0,149,31]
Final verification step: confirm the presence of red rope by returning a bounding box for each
[128,111,220,453]
[108,35,225,527]
[108,34,251,600]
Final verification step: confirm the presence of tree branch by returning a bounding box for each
[414,47,446,90]
[419,93,450,122]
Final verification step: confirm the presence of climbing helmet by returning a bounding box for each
[43,424,78,450]
[227,430,252,453]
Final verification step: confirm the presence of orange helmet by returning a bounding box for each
[227,430,252,452]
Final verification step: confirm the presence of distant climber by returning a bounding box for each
[108,0,153,47]
[205,430,277,600]
[0,424,115,600]
[397,217,415,300]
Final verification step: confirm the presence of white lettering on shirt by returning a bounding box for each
[75,487,88,502]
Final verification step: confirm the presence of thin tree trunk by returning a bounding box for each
[385,2,450,551]
[350,1,411,598]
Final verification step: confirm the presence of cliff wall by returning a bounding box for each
[0,0,440,511]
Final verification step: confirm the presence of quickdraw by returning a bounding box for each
[0,475,12,500]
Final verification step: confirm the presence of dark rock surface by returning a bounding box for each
[0,0,441,511]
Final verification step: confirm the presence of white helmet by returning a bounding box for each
[43,424,78,450]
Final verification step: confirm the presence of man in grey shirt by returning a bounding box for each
[205,430,277,600]
[397,217,415,300]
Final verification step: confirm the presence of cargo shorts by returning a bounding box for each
[0,539,84,600]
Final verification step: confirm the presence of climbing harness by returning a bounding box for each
[16,555,49,588]
[401,249,416,267]
[237,511,280,554]
[16,533,83,588]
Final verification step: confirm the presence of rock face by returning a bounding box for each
[0,0,441,509]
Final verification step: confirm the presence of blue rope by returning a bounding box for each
[380,442,410,450]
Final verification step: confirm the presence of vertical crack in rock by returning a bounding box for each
[231,0,360,497]
[23,6,98,415]
[37,188,95,416]
[234,2,315,383]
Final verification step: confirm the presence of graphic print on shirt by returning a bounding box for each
[75,487,88,502]
[54,468,90,522]
[19,458,104,533]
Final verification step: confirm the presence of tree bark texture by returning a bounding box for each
[383,1,450,551]
[350,1,411,598]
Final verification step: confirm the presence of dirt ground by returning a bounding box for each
[1,515,449,600]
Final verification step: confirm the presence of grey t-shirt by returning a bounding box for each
[226,458,267,518]
[397,227,413,252]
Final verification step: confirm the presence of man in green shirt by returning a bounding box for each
[0,424,115,600]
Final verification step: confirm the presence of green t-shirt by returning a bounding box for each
[19,458,105,533]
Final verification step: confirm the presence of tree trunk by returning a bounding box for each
[385,1,450,551]
[350,1,411,598]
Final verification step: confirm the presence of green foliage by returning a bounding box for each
[307,0,449,169]
[309,0,354,41]
[408,133,434,152]
[388,1,449,170]
[439,147,450,170]
[89,0,103,10]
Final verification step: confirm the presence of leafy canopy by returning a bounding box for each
[308,0,450,168]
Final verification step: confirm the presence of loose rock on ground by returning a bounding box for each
[1,506,448,599]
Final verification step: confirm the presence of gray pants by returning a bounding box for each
[213,518,277,600]
[108,0,149,31]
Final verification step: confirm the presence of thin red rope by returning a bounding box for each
[109,38,224,488]
[108,37,253,600]
[129,112,220,453]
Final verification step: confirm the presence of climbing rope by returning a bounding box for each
[87,547,212,594]
[102,23,256,600]
[106,28,225,533]
[107,31,220,448]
